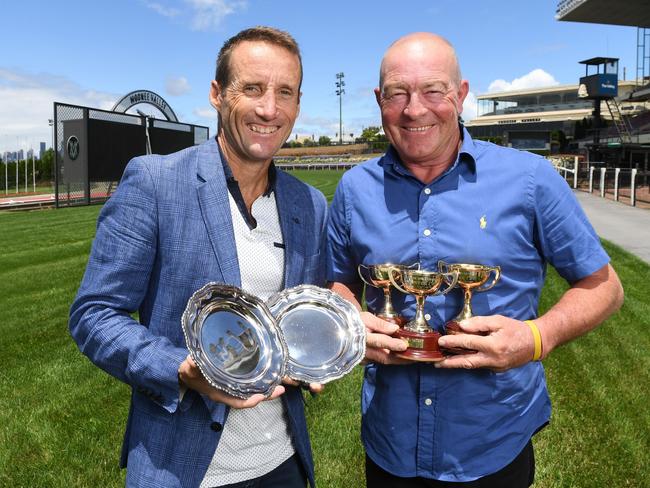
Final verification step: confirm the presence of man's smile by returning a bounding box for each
[249,124,280,134]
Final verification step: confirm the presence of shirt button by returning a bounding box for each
[423,229,431,237]
[424,313,431,321]
[424,398,432,406]
[210,422,223,432]
[424,188,431,195]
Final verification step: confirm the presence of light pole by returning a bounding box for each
[15,137,19,194]
[32,142,36,192]
[25,145,28,193]
[335,72,345,144]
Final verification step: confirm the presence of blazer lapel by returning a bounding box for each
[275,172,306,289]
[195,139,241,287]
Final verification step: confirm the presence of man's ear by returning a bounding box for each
[296,91,302,117]
[374,87,381,107]
[456,80,469,113]
[209,80,223,111]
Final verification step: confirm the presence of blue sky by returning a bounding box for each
[0,0,640,152]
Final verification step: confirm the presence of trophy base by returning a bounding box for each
[442,320,478,355]
[394,328,445,362]
[378,314,406,326]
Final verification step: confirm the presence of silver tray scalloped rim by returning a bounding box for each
[181,283,288,399]
[266,284,366,384]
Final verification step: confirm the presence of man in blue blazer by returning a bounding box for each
[69,27,327,487]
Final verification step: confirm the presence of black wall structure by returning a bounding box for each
[54,102,209,207]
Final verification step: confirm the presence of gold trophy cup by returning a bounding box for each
[358,263,419,325]
[438,261,501,338]
[388,267,458,361]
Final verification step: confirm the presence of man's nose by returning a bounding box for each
[256,90,279,119]
[403,92,427,118]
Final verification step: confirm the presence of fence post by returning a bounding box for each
[589,166,594,193]
[631,168,637,207]
[614,168,620,201]
[573,156,579,189]
[600,168,606,198]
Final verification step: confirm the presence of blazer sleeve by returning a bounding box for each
[69,157,187,414]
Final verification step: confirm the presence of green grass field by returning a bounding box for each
[0,169,648,487]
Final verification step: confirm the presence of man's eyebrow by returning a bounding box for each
[422,80,450,90]
[382,82,408,92]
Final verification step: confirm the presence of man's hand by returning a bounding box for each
[178,355,285,408]
[436,315,538,372]
[362,311,411,365]
[283,377,324,395]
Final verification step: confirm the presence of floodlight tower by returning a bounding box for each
[336,72,345,144]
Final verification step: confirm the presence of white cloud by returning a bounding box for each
[142,1,180,17]
[143,0,246,31]
[487,69,559,93]
[193,107,219,120]
[185,0,247,31]
[166,76,191,96]
[0,68,117,150]
[462,91,477,121]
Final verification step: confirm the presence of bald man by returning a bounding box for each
[327,33,623,487]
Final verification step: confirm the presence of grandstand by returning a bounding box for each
[466,81,648,151]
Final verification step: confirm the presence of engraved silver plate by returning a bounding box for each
[267,285,366,384]
[181,283,288,399]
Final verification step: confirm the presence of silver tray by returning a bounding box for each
[181,283,288,399]
[267,285,366,384]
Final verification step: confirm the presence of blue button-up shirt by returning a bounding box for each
[327,128,609,481]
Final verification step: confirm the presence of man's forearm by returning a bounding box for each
[328,281,363,309]
[535,264,623,358]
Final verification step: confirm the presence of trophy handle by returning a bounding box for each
[358,264,374,287]
[478,266,501,292]
[438,260,449,273]
[438,270,459,295]
[388,266,408,295]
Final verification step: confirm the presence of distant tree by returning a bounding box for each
[288,140,303,148]
[303,139,317,147]
[39,148,54,182]
[360,126,382,142]
[318,136,331,146]
[360,126,388,143]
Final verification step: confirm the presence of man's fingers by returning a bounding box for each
[435,353,488,370]
[361,311,400,335]
[454,317,498,334]
[367,331,408,351]
[365,347,413,365]
[438,332,486,352]
[216,385,286,408]
[308,383,324,394]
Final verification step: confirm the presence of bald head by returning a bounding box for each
[379,33,462,91]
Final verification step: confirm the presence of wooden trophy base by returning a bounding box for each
[394,328,445,362]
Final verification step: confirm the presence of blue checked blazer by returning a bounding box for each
[69,137,328,487]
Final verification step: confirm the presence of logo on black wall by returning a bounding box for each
[67,136,79,160]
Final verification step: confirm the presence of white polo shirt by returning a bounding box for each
[200,190,295,487]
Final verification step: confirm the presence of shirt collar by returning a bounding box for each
[383,124,477,181]
[217,137,277,196]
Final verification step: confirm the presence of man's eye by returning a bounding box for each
[244,85,261,95]
[279,89,293,98]
[387,92,407,100]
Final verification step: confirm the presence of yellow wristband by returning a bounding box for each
[525,320,543,361]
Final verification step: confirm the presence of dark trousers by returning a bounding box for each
[214,454,307,488]
[366,440,535,488]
